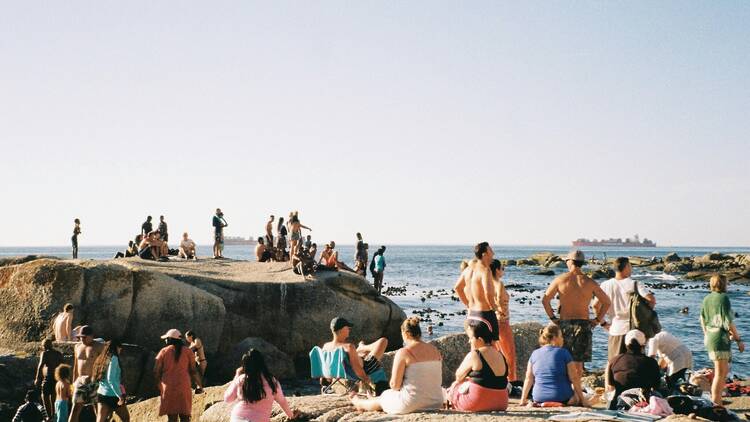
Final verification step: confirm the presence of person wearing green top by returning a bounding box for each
[700,274,745,405]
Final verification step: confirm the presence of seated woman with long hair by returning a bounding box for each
[520,324,583,406]
[446,319,509,412]
[351,317,443,414]
[224,349,299,422]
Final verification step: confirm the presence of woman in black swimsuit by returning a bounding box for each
[35,338,63,419]
[72,218,81,259]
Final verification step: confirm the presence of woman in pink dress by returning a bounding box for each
[154,329,204,422]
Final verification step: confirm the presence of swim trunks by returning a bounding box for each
[559,319,592,362]
[467,310,500,342]
[73,378,99,405]
[96,394,120,410]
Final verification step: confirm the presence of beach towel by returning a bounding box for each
[549,410,661,421]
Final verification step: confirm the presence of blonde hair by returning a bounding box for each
[401,317,422,340]
[460,260,469,271]
[539,324,562,346]
[710,274,727,293]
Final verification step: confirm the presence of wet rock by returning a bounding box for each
[664,252,681,262]
[532,270,555,276]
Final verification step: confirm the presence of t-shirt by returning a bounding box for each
[12,402,47,422]
[529,345,574,403]
[374,255,385,272]
[180,239,196,250]
[608,351,660,392]
[212,216,224,233]
[647,331,682,358]
[599,277,652,336]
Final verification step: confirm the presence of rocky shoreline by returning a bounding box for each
[501,251,750,283]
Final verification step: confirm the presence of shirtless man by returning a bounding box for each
[321,317,389,394]
[265,215,274,246]
[542,250,611,397]
[69,325,105,422]
[453,259,477,308]
[464,242,500,345]
[255,237,271,262]
[53,303,74,342]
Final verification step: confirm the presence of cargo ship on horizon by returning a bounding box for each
[572,234,656,248]
[223,236,257,246]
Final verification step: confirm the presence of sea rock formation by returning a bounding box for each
[0,257,406,381]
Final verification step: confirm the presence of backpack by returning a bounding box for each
[629,281,661,338]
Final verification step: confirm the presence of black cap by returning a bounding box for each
[330,317,353,331]
[78,325,93,337]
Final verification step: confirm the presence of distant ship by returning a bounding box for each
[223,236,257,246]
[572,234,656,248]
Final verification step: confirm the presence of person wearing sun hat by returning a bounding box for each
[154,329,204,420]
[605,329,661,410]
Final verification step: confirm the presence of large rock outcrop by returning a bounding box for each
[0,257,406,381]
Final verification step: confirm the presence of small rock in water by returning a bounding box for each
[680,307,689,314]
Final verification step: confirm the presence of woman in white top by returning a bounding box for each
[351,317,443,414]
[647,331,693,388]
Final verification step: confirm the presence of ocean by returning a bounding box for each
[2,244,750,375]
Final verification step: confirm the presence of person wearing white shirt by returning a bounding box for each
[179,232,197,260]
[594,257,656,362]
[647,331,693,388]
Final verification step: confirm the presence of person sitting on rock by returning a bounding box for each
[322,317,389,394]
[520,323,584,406]
[178,232,197,260]
[12,389,48,422]
[255,237,272,262]
[317,243,338,271]
[291,245,315,277]
[308,243,317,261]
[224,349,298,422]
[53,303,74,342]
[351,317,443,414]
[138,232,157,260]
[446,319,509,412]
[326,241,356,272]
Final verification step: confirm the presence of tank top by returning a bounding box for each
[468,349,508,390]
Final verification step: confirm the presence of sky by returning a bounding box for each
[1,1,748,247]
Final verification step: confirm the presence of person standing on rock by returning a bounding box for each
[185,331,207,381]
[353,233,368,278]
[35,338,64,419]
[71,218,81,259]
[464,242,500,348]
[92,339,130,422]
[701,274,744,405]
[542,250,610,402]
[490,259,517,382]
[288,211,311,257]
[159,215,169,243]
[371,246,387,294]
[53,303,75,342]
[595,257,655,362]
[265,215,274,247]
[212,209,228,259]
[141,216,153,237]
[69,325,105,422]
[155,329,203,422]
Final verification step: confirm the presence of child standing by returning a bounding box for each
[55,364,72,422]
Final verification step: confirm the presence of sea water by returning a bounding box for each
[2,244,749,375]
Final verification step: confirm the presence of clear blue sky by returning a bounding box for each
[1,2,748,247]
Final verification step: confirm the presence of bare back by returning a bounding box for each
[468,262,494,312]
[552,271,596,320]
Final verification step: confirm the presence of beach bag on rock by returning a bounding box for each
[629,281,661,338]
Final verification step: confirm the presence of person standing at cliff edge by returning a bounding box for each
[212,209,228,259]
[71,219,81,259]
[159,215,169,243]
[370,246,387,294]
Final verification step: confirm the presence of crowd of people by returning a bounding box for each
[304,244,744,418]
[16,302,212,422]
